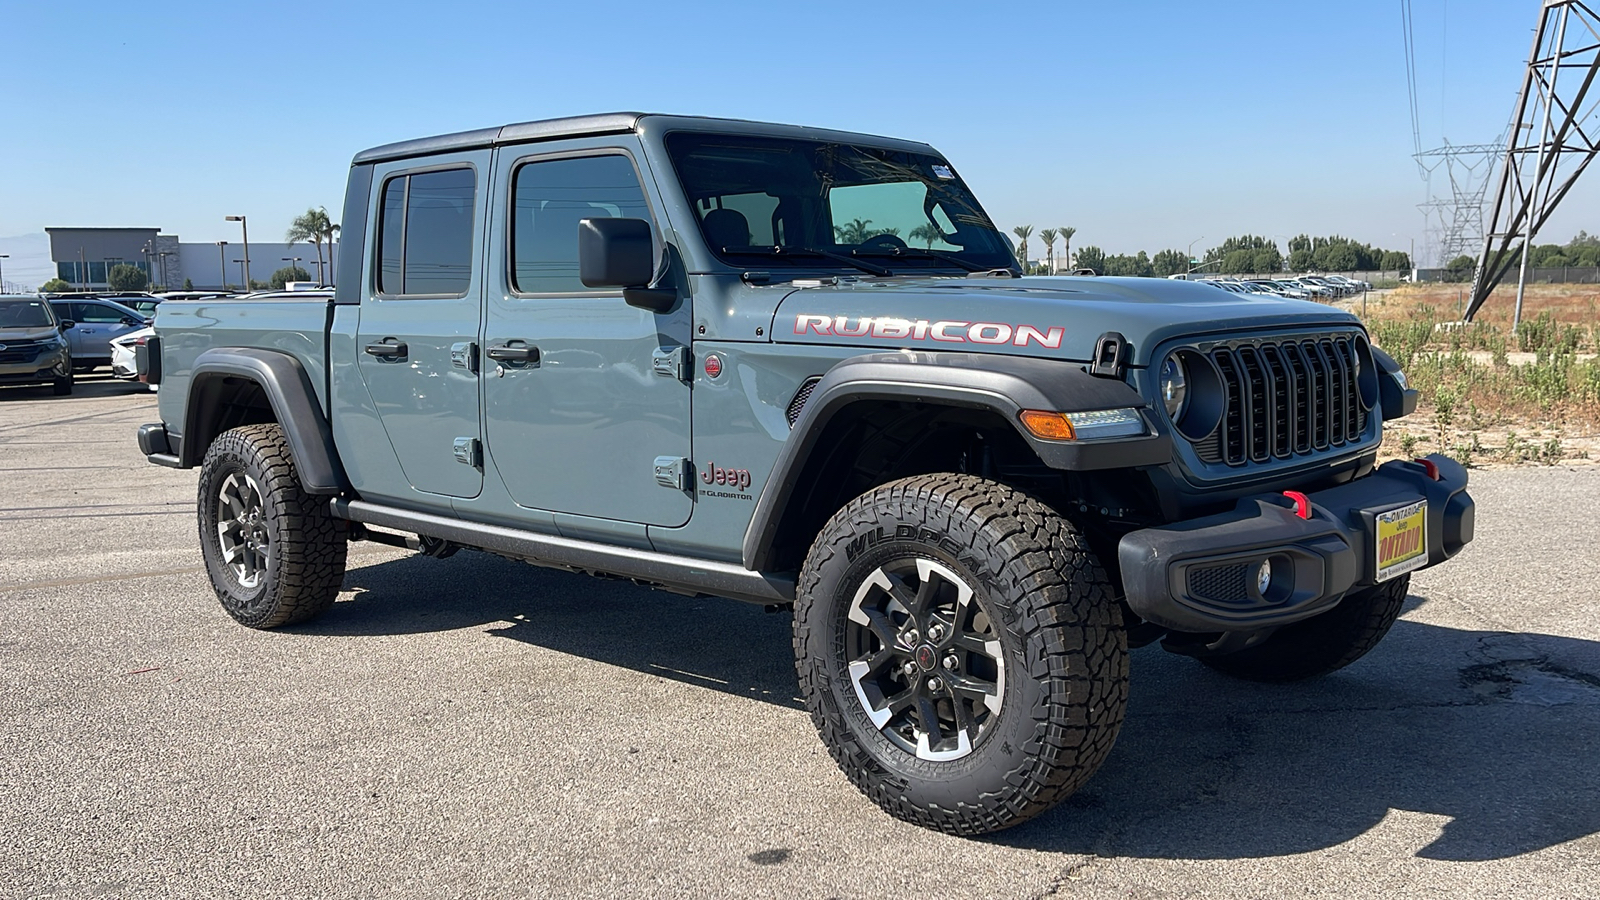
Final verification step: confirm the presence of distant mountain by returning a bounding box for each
[0,233,54,293]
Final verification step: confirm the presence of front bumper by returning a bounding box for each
[1118,454,1473,633]
[0,349,70,384]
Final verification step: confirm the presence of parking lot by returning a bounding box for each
[2,379,1597,899]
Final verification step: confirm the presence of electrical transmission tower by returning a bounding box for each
[1414,141,1505,266]
[1466,0,1600,326]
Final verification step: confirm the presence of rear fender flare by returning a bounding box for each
[181,347,347,494]
[741,351,1171,570]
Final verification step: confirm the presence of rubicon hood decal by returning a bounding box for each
[793,315,1064,349]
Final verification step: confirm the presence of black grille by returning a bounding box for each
[0,341,44,364]
[1199,336,1368,466]
[786,376,822,428]
[1187,564,1250,605]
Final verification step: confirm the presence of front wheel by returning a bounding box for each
[794,474,1128,835]
[197,423,347,628]
[51,372,73,396]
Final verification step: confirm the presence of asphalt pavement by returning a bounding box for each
[2,377,1597,899]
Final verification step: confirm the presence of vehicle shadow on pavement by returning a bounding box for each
[1000,591,1600,862]
[310,558,1600,861]
[306,550,804,709]
[0,376,151,403]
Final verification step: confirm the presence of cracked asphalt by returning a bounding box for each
[2,379,1598,899]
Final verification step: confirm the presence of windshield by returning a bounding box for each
[665,132,1015,273]
[0,299,56,328]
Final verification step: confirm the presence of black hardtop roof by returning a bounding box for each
[350,113,938,165]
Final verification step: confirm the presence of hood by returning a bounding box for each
[0,326,62,343]
[772,276,1363,366]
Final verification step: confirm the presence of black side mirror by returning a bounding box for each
[59,320,75,331]
[122,316,142,326]
[578,217,676,312]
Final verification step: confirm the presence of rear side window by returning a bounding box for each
[511,154,651,294]
[376,167,477,295]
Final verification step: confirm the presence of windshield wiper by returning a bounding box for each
[852,246,992,273]
[719,246,892,277]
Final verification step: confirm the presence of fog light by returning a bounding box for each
[1254,559,1273,596]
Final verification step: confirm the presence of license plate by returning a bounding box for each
[1375,500,1428,582]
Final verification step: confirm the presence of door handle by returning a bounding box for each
[364,339,408,359]
[486,344,539,363]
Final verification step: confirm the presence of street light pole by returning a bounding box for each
[1185,236,1206,276]
[0,254,9,293]
[225,215,250,289]
[233,259,247,290]
[216,241,229,289]
[157,251,172,291]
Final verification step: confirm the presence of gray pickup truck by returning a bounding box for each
[138,113,1474,835]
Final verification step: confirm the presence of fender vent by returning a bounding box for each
[786,376,823,428]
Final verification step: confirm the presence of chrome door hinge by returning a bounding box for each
[450,341,479,373]
[652,345,691,382]
[653,456,690,490]
[453,437,482,467]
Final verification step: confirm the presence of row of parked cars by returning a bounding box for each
[1182,274,1373,301]
[1,288,323,396]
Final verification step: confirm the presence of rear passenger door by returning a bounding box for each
[482,141,693,526]
[68,301,142,362]
[355,152,490,500]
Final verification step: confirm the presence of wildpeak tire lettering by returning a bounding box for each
[793,314,1065,349]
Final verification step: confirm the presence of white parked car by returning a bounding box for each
[110,326,157,390]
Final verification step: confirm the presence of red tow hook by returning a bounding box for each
[1414,457,1442,481]
[1282,491,1312,520]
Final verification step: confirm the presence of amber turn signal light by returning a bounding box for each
[1018,410,1076,441]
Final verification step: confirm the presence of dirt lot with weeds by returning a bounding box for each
[1346,283,1600,468]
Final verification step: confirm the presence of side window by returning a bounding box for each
[511,154,651,294]
[375,167,477,296]
[77,303,127,323]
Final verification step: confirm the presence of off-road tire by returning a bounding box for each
[794,473,1128,835]
[51,373,73,396]
[197,424,347,628]
[1200,574,1411,682]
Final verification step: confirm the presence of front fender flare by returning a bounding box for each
[181,347,347,494]
[741,351,1171,570]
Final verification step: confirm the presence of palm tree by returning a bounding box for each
[1011,224,1033,271]
[1039,228,1058,274]
[286,207,337,284]
[1058,226,1077,272]
[908,223,943,249]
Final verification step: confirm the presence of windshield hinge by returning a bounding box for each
[1089,332,1130,379]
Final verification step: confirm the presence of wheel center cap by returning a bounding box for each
[915,644,937,672]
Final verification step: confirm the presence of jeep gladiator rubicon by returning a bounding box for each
[137,113,1474,835]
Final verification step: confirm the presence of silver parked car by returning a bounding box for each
[48,298,151,372]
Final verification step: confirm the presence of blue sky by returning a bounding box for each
[1,0,1584,281]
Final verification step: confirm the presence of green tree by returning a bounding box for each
[183,277,195,290]
[1102,251,1154,277]
[1151,248,1187,277]
[1445,255,1476,282]
[1288,248,1315,272]
[1038,228,1058,272]
[40,277,71,293]
[269,266,310,289]
[286,206,338,284]
[1220,249,1255,274]
[1058,226,1076,271]
[1011,225,1033,269]
[1075,245,1105,274]
[908,223,943,248]
[108,264,149,292]
[1252,247,1283,273]
[1379,250,1411,271]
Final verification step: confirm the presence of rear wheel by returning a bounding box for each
[795,474,1128,835]
[1200,575,1410,682]
[197,424,347,628]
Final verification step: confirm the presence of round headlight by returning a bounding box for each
[1159,355,1188,420]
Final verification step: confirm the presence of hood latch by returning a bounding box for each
[1089,331,1130,379]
